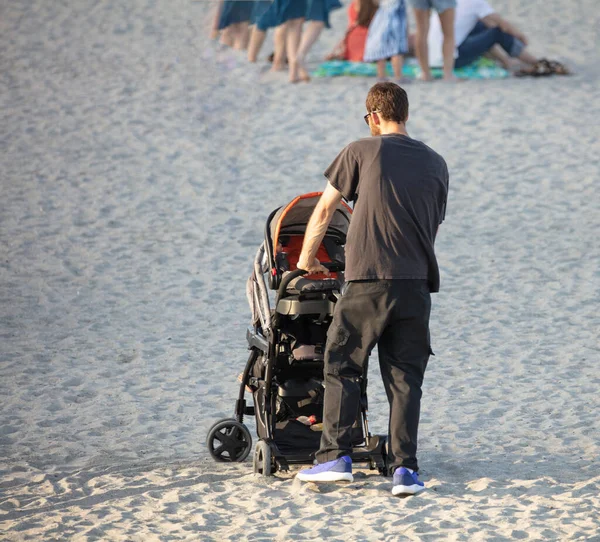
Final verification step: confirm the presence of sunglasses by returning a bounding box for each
[364,110,381,125]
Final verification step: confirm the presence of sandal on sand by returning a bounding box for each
[546,59,571,75]
[515,59,553,77]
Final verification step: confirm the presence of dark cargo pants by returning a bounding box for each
[315,279,432,473]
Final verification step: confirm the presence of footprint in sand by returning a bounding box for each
[466,477,495,492]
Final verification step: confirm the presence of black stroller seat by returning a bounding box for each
[285,275,341,294]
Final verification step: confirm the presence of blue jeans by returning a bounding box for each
[455,21,525,69]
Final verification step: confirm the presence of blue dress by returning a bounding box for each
[306,0,343,29]
[251,1,272,24]
[363,0,408,62]
[218,1,254,30]
[256,0,308,31]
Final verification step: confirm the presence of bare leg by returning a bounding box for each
[247,26,267,62]
[232,22,250,50]
[220,26,234,48]
[487,45,520,71]
[286,18,305,83]
[240,22,251,50]
[518,49,539,66]
[295,20,325,82]
[271,24,288,71]
[391,54,405,80]
[412,8,432,81]
[211,1,223,40]
[438,8,457,81]
[376,59,387,80]
[229,23,241,49]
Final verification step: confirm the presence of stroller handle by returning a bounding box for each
[277,261,344,300]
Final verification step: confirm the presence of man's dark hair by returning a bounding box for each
[365,82,409,123]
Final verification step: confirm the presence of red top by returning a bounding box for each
[345,2,369,62]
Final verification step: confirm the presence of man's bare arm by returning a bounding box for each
[297,183,344,273]
[481,13,528,45]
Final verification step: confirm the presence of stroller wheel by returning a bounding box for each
[253,439,275,476]
[206,419,252,462]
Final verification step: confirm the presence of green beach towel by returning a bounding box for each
[313,57,509,80]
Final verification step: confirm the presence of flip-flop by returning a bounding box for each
[515,59,553,77]
[546,59,571,75]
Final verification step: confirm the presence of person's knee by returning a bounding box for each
[489,26,504,40]
[324,353,363,379]
[442,33,455,46]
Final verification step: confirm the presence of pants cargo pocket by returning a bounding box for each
[325,324,351,377]
[328,324,350,347]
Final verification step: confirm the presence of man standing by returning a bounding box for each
[295,83,449,496]
[409,0,457,81]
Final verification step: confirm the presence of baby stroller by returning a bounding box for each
[206,192,388,476]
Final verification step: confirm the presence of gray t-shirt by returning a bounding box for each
[324,133,448,292]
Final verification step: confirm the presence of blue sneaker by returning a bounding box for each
[296,456,353,482]
[391,467,425,496]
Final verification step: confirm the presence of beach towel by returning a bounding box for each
[312,57,509,79]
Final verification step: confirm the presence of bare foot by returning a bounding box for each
[503,58,521,71]
[298,65,311,83]
[289,60,301,83]
[418,73,433,82]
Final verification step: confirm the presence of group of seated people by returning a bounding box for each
[327,0,569,77]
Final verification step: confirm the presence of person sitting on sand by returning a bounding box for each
[326,0,379,62]
[427,0,569,75]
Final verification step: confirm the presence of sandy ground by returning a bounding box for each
[1,0,599,540]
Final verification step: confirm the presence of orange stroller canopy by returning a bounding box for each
[269,192,352,257]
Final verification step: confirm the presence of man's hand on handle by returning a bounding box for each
[297,257,330,276]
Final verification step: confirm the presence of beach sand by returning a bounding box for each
[1,0,599,540]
